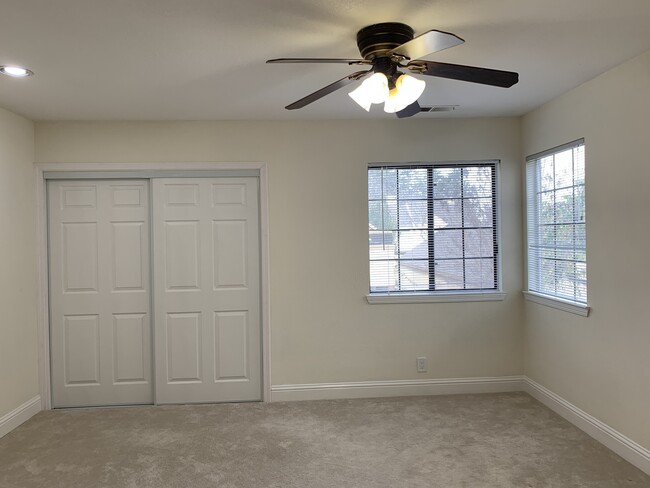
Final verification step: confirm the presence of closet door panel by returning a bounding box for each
[49,180,152,407]
[153,177,261,404]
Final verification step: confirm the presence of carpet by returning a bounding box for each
[0,392,647,487]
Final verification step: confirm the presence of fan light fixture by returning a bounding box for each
[384,74,426,113]
[348,72,389,111]
[349,72,425,113]
[0,65,34,78]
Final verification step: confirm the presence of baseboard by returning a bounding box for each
[271,376,524,402]
[0,395,41,439]
[524,377,650,475]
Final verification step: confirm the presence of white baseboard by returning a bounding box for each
[271,376,524,402]
[0,395,41,439]
[524,377,650,476]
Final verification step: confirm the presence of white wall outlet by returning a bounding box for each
[416,357,427,373]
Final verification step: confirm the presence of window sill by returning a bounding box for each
[523,291,590,317]
[366,291,506,304]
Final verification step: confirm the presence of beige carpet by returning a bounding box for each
[0,392,647,487]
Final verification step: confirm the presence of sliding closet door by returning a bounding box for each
[49,180,153,407]
[152,178,261,404]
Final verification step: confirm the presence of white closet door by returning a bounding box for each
[153,178,261,404]
[49,180,152,407]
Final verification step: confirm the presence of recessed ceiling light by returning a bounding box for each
[0,65,34,78]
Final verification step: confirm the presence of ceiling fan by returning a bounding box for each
[267,22,519,118]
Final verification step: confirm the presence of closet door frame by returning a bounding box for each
[35,162,271,410]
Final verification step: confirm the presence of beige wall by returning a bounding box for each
[0,107,38,416]
[522,50,650,449]
[35,118,524,385]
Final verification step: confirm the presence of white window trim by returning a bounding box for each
[367,291,506,304]
[523,291,590,317]
[367,160,503,301]
[525,139,587,312]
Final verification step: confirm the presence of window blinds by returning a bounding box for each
[526,140,587,304]
[368,161,498,294]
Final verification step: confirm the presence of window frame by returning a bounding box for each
[366,160,505,304]
[524,139,590,316]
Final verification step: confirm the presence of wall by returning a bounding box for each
[522,50,650,449]
[0,107,39,417]
[35,118,523,386]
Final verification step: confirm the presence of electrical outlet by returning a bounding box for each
[416,357,427,373]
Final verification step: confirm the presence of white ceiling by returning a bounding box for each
[1,0,650,121]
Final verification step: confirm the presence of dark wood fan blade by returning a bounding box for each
[411,60,519,87]
[396,101,421,118]
[267,58,369,65]
[285,70,371,110]
[388,30,464,60]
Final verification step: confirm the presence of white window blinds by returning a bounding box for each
[526,140,587,305]
[368,161,499,294]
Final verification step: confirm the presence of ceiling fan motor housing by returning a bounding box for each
[356,22,414,60]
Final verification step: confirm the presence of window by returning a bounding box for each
[368,161,499,299]
[526,139,587,308]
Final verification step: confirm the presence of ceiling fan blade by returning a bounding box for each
[410,60,519,87]
[388,30,464,60]
[267,58,369,65]
[285,70,371,110]
[395,101,421,118]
